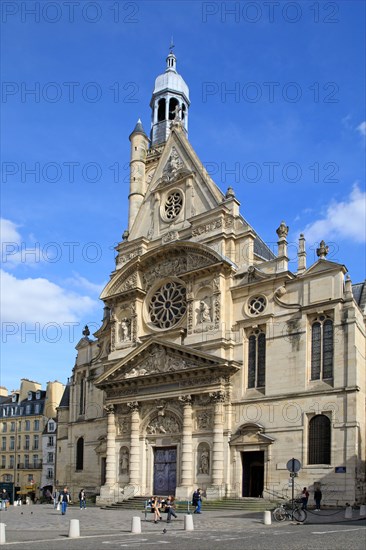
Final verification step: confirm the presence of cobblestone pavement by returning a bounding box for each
[0,504,364,545]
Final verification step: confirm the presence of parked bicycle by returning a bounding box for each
[272,500,307,523]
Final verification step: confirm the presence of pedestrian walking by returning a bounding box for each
[59,487,71,515]
[165,496,177,522]
[192,488,202,514]
[1,489,10,511]
[78,488,86,509]
[314,487,322,511]
[301,487,309,510]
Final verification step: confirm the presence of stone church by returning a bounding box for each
[56,51,366,506]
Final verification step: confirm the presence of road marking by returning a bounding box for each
[312,527,366,535]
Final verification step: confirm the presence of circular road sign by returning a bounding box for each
[286,458,301,473]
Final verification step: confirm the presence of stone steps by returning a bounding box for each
[103,496,278,512]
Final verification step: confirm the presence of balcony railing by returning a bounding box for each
[17,462,43,469]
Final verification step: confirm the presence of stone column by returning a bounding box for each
[209,391,225,497]
[105,404,117,487]
[127,401,140,491]
[176,395,193,499]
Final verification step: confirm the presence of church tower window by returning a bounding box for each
[164,190,183,221]
[76,437,84,470]
[311,315,333,380]
[157,98,165,122]
[248,328,266,389]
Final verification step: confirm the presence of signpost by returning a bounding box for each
[286,458,301,519]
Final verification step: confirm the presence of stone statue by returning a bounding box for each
[119,318,130,341]
[199,448,209,474]
[199,300,211,323]
[120,448,129,474]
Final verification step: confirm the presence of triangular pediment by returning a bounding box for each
[302,258,347,277]
[95,338,240,389]
[230,423,275,446]
[128,127,225,242]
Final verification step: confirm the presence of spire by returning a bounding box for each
[129,118,148,140]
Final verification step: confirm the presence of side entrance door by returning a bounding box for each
[153,447,177,495]
[242,450,264,497]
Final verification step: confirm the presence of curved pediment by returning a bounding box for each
[100,241,235,300]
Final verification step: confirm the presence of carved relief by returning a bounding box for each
[117,415,130,435]
[198,445,210,475]
[162,231,179,244]
[123,349,196,378]
[117,247,143,267]
[196,410,212,430]
[146,413,181,435]
[192,219,222,237]
[209,390,226,403]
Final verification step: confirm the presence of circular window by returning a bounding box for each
[248,296,267,316]
[149,281,187,329]
[164,191,183,221]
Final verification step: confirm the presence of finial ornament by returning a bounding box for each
[225,186,235,199]
[316,240,329,259]
[276,221,289,239]
[82,325,90,337]
[169,37,175,54]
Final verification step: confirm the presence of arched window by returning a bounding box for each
[308,415,331,464]
[76,437,84,470]
[157,98,165,122]
[311,316,333,380]
[169,97,179,120]
[248,329,266,389]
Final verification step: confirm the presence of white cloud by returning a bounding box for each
[1,269,98,325]
[1,217,41,269]
[356,121,366,137]
[63,273,105,295]
[302,184,366,245]
[0,218,22,243]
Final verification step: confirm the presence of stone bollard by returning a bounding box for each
[68,519,80,538]
[0,523,6,544]
[263,510,272,525]
[131,516,142,534]
[359,505,366,517]
[344,505,353,519]
[184,514,194,531]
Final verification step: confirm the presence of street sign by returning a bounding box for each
[286,458,301,473]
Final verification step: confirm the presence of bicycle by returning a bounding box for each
[272,501,307,523]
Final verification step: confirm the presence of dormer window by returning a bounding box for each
[36,391,41,400]
[27,392,32,401]
[11,394,17,403]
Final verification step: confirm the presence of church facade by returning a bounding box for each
[56,52,366,506]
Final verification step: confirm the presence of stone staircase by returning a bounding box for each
[102,496,278,512]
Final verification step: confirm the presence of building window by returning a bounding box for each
[157,98,166,122]
[26,405,31,414]
[247,295,267,316]
[10,436,15,450]
[311,315,333,380]
[25,435,30,450]
[1,456,5,468]
[48,436,54,447]
[149,280,186,329]
[164,190,183,221]
[2,423,6,433]
[33,435,39,450]
[34,420,40,431]
[18,435,21,448]
[25,420,30,431]
[1,437,6,451]
[34,404,40,414]
[33,455,39,467]
[48,421,55,432]
[10,422,15,432]
[9,455,14,468]
[36,390,41,400]
[79,376,86,416]
[47,452,54,463]
[76,437,84,470]
[4,474,12,482]
[248,328,266,389]
[27,392,32,401]
[24,455,29,468]
[47,468,53,479]
[308,415,331,464]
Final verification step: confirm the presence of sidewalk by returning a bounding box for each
[0,504,364,544]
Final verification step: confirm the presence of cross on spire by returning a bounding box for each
[169,36,175,54]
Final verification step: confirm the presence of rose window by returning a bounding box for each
[149,281,186,329]
[248,296,267,316]
[164,191,183,220]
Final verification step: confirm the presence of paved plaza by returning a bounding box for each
[0,503,365,549]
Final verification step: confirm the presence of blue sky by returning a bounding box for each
[1,0,365,393]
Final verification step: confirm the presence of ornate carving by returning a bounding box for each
[316,240,329,258]
[127,401,139,412]
[123,349,196,378]
[163,147,183,176]
[155,399,167,416]
[178,394,192,405]
[117,416,130,435]
[198,447,210,474]
[146,413,180,435]
[209,390,226,403]
[214,298,220,323]
[104,404,115,414]
[119,317,131,342]
[119,447,129,474]
[198,299,212,323]
[192,219,222,237]
[196,410,212,429]
[162,230,179,244]
[276,221,289,239]
[117,247,143,266]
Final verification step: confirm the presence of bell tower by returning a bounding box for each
[150,48,190,146]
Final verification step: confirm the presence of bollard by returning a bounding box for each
[184,514,194,531]
[68,519,80,538]
[0,523,6,544]
[263,510,272,525]
[344,505,353,519]
[359,505,366,517]
[131,516,141,534]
